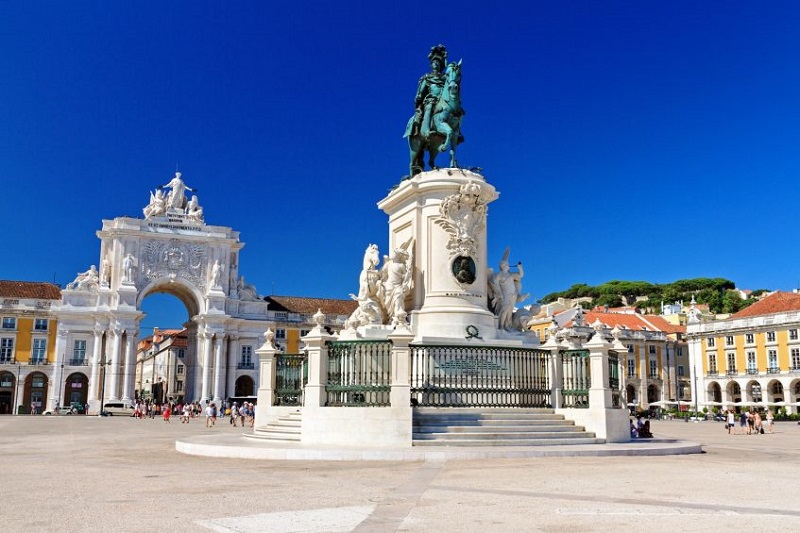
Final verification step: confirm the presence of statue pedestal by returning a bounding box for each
[378,169,499,343]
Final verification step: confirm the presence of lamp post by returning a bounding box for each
[12,364,21,416]
[55,361,64,412]
[693,372,699,423]
[99,356,107,416]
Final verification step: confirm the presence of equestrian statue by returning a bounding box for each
[404,44,464,177]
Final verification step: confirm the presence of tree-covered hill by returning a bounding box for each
[540,278,768,314]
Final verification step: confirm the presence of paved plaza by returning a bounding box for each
[2,415,800,532]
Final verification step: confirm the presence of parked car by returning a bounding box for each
[101,402,135,416]
[44,406,76,415]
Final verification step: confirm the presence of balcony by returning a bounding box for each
[707,370,719,377]
[28,359,48,365]
[68,359,88,366]
[767,367,781,375]
[648,373,660,380]
[0,358,16,365]
[726,370,738,377]
[746,368,758,375]
[237,362,255,370]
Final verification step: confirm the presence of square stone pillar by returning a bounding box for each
[254,330,277,428]
[389,326,414,408]
[303,326,334,409]
[542,336,562,408]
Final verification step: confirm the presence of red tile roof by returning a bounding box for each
[730,291,800,319]
[0,280,61,300]
[266,296,357,316]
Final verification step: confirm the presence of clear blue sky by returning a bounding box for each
[4,2,800,329]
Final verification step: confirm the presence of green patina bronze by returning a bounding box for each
[404,44,465,177]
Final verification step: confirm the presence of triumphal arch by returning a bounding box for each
[54,173,272,412]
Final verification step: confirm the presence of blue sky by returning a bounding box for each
[4,2,800,329]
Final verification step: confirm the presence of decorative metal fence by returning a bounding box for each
[409,345,552,408]
[608,350,621,408]
[325,340,392,406]
[275,353,307,406]
[561,349,590,408]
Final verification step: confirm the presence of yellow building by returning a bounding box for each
[0,281,62,414]
[686,291,800,413]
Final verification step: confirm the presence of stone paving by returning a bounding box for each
[2,415,799,532]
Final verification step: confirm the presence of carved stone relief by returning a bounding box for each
[140,238,207,288]
[433,180,488,258]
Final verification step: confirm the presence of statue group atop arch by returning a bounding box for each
[404,44,465,177]
[143,172,204,222]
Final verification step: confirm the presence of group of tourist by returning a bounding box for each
[131,399,255,428]
[630,417,654,438]
[725,408,774,435]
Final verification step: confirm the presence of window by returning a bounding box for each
[0,338,13,362]
[627,359,635,378]
[2,317,16,329]
[708,354,717,374]
[791,329,799,341]
[175,381,184,392]
[32,338,46,362]
[300,329,310,337]
[177,349,185,358]
[649,359,657,378]
[32,376,44,388]
[767,331,776,342]
[726,336,734,346]
[747,352,757,374]
[677,365,684,377]
[677,347,683,357]
[792,348,800,370]
[241,345,253,365]
[73,340,87,362]
[745,333,754,344]
[768,350,779,372]
[626,344,634,354]
[726,353,737,373]
[34,318,48,331]
[275,329,286,340]
[177,364,185,375]
[707,338,715,347]
[648,345,656,355]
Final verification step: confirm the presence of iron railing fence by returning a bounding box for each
[275,353,307,406]
[325,340,392,406]
[561,349,590,408]
[608,351,621,408]
[409,345,552,408]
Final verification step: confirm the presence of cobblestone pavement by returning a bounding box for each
[1,415,799,532]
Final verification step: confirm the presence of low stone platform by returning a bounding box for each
[175,433,702,461]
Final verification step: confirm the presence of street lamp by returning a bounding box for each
[99,356,107,416]
[693,372,699,423]
[12,364,21,416]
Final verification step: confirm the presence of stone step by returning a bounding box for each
[413,437,604,447]
[414,424,583,434]
[250,411,303,442]
[414,430,594,440]
[415,416,569,425]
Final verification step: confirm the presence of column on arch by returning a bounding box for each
[212,335,226,403]
[200,330,213,402]
[88,328,104,401]
[107,329,122,400]
[121,330,137,402]
[226,335,239,401]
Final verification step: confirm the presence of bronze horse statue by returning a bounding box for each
[405,60,464,177]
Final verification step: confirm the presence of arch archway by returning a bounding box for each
[63,372,89,410]
[23,372,48,414]
[625,384,636,405]
[0,371,15,414]
[725,381,739,403]
[646,384,660,404]
[708,382,722,403]
[235,376,254,396]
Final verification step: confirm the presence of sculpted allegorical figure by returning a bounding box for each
[68,265,100,291]
[488,248,530,331]
[381,238,414,326]
[185,195,204,222]
[122,253,137,283]
[143,189,167,219]
[160,172,196,211]
[211,260,223,288]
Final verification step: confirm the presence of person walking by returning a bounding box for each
[726,409,736,435]
[766,409,775,433]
